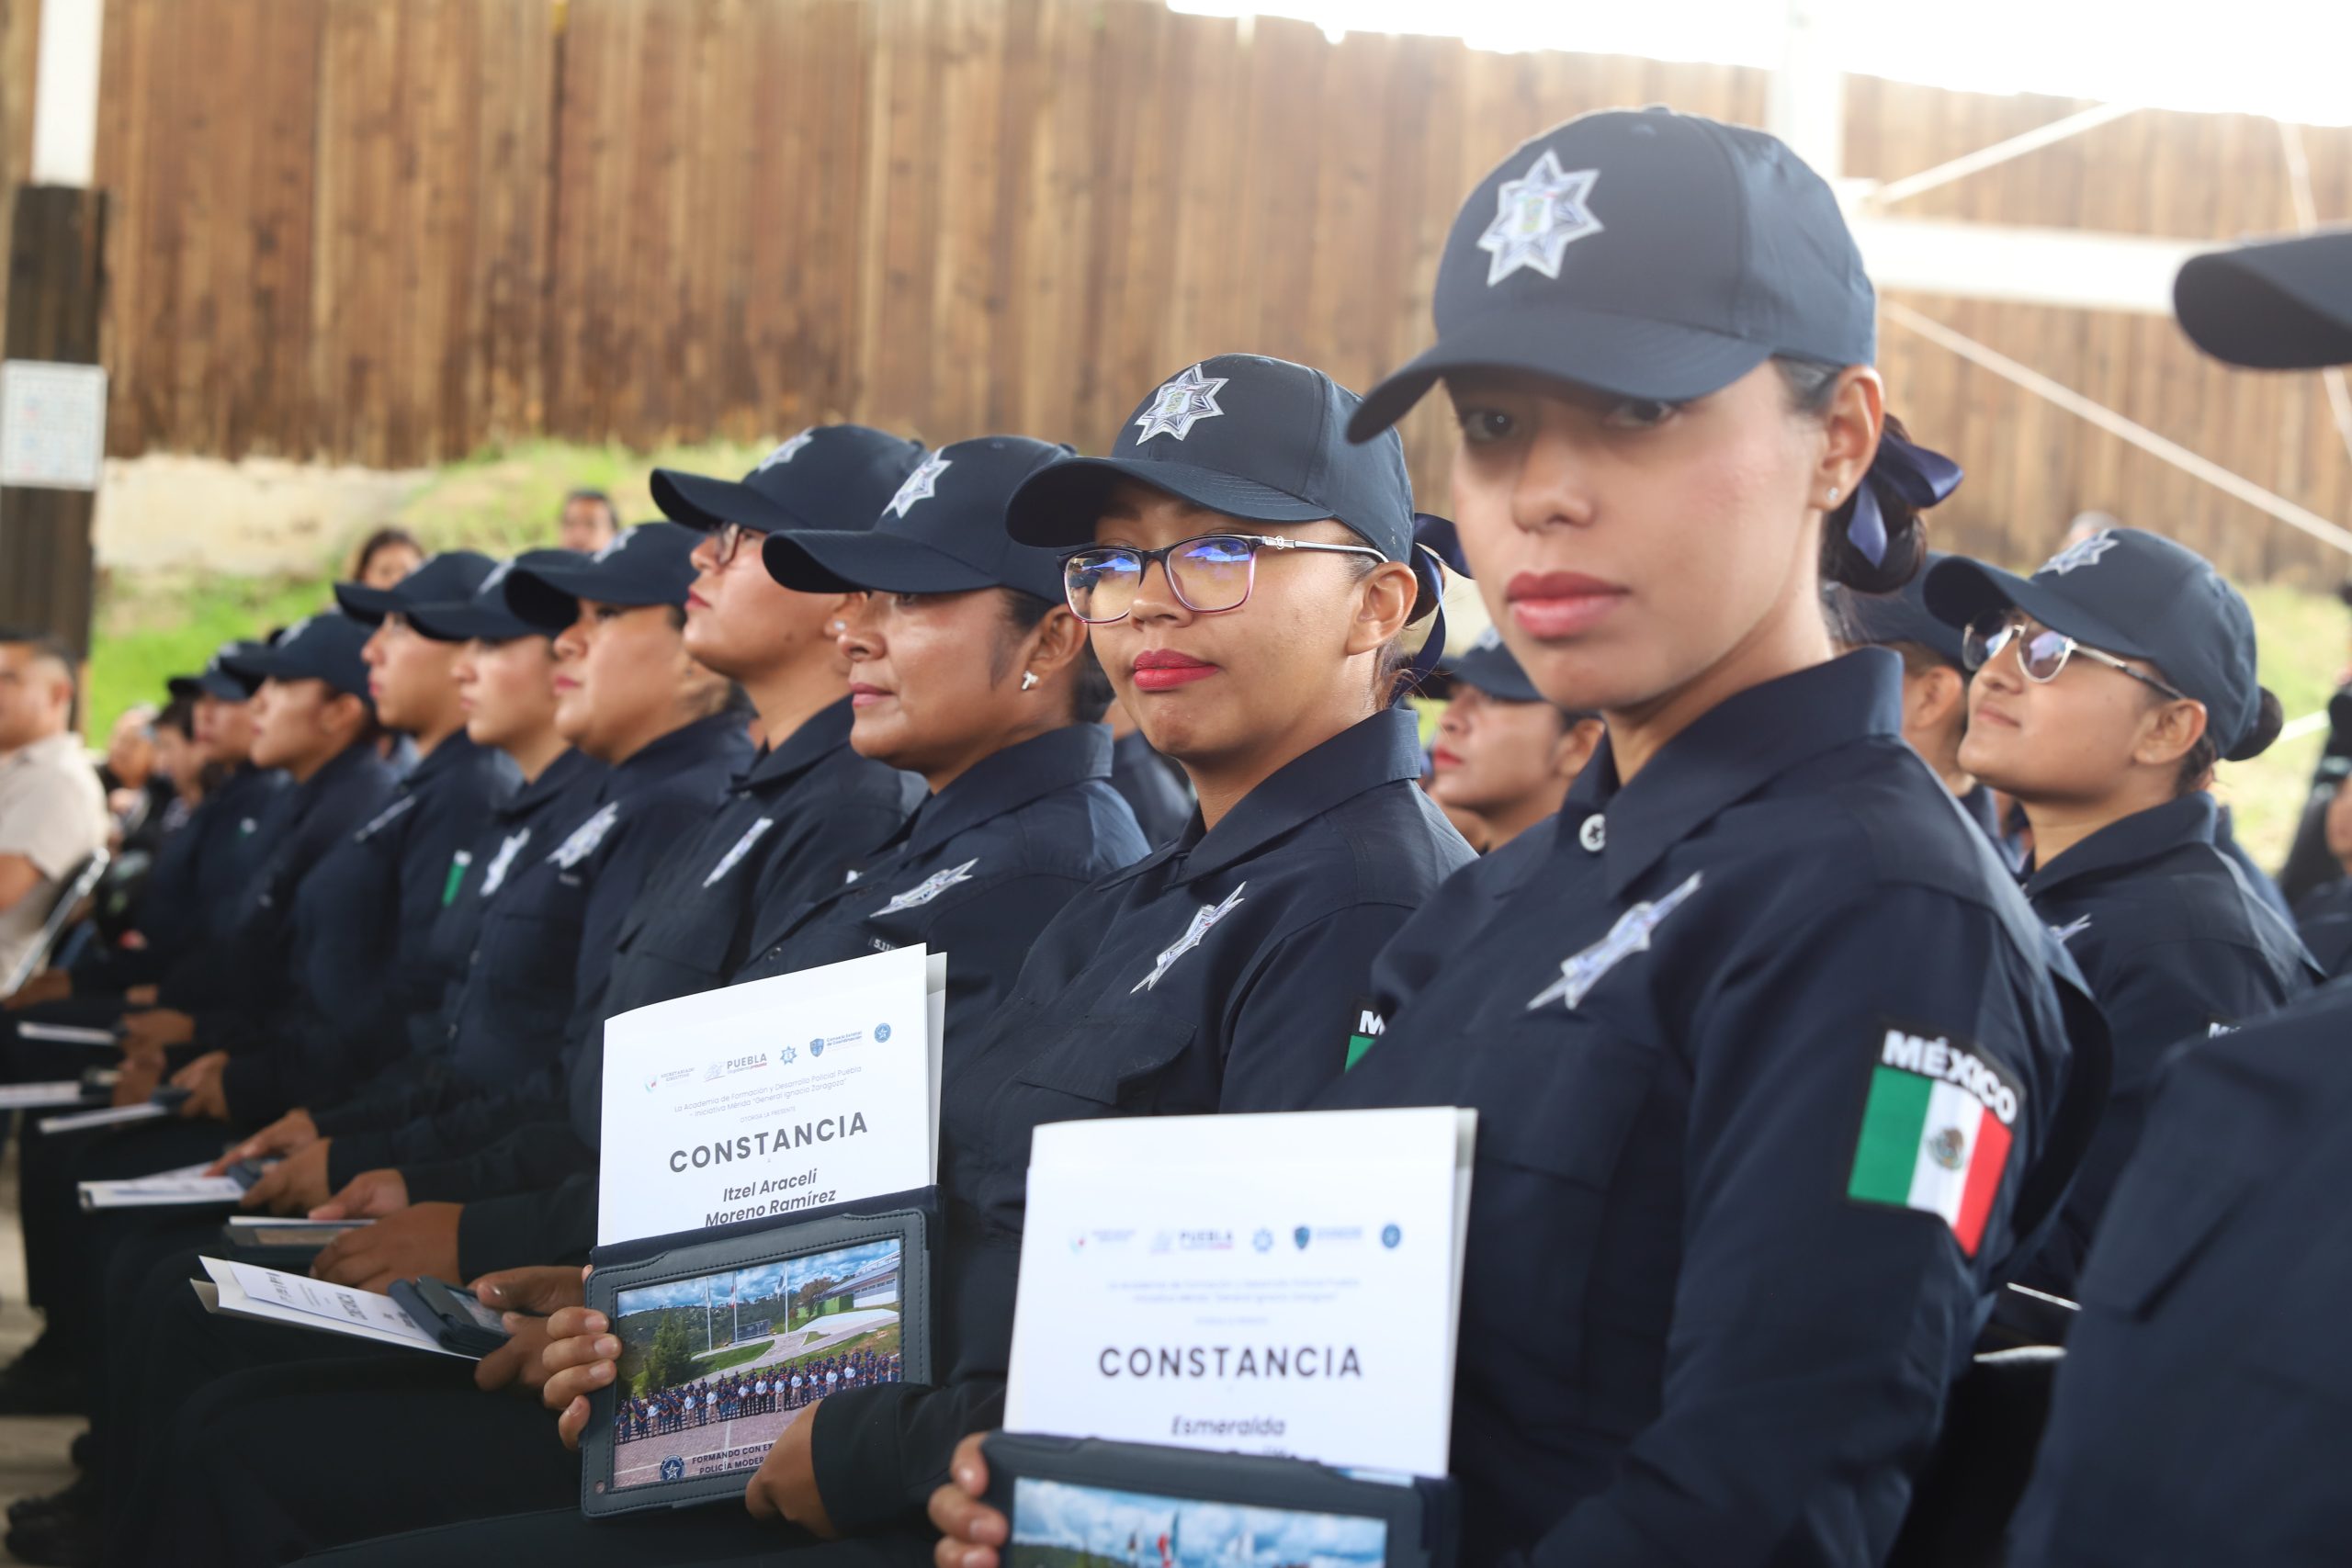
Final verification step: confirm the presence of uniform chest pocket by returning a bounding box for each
[1012,1012,1200,1109]
[1466,1023,1663,1190]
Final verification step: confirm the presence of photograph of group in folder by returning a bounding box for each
[605,1236,904,1491]
[1008,1476,1388,1568]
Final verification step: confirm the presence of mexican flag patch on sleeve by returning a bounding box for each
[1847,1023,2022,1257]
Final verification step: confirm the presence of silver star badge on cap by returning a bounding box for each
[755,430,817,472]
[2039,532,2118,576]
[1133,365,1229,444]
[887,453,953,519]
[1478,150,1604,287]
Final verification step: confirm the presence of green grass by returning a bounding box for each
[85,435,773,743]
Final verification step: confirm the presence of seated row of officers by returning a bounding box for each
[0,107,2349,1568]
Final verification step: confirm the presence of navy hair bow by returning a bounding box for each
[1846,430,1964,567]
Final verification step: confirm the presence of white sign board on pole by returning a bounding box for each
[0,361,107,490]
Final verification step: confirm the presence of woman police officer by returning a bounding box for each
[930,107,2102,1568]
[1922,530,2319,1297]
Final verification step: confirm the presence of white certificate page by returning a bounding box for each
[1006,1107,1472,1477]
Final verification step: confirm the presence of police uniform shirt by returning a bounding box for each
[2022,791,2319,1297]
[603,696,924,1016]
[319,712,747,1181]
[729,723,1147,1034]
[88,762,291,981]
[153,741,399,1022]
[216,731,517,1123]
[215,728,514,1123]
[1315,651,2085,1568]
[809,707,1476,1533]
[308,748,605,1145]
[421,705,924,1271]
[2009,983,2352,1567]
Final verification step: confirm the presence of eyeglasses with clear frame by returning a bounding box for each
[1058,532,1387,626]
[1962,610,2190,704]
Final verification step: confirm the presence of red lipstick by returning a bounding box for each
[1131,649,1219,693]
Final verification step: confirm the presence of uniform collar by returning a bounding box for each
[302,739,383,800]
[596,711,749,801]
[506,747,594,818]
[2025,792,2217,899]
[1566,649,1905,899]
[743,696,857,789]
[1158,706,1424,887]
[398,728,484,792]
[899,723,1113,860]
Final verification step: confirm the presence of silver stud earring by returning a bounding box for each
[830,620,846,634]
[1020,671,1040,692]
[1826,485,1841,505]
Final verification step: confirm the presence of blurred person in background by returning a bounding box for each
[1426,628,1601,852]
[557,490,622,554]
[0,631,107,987]
[349,528,425,592]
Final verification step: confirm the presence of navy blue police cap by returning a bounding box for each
[2175,227,2352,370]
[651,425,929,537]
[763,436,1074,603]
[502,523,704,632]
[1925,527,2268,758]
[408,550,579,643]
[167,639,268,704]
[1838,549,1969,668]
[333,550,499,626]
[1446,626,1546,704]
[1350,106,1873,440]
[1005,355,1419,567]
[220,611,375,705]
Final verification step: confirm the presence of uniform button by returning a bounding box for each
[1578,815,1606,852]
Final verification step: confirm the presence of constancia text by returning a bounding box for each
[1099,1346,1363,1379]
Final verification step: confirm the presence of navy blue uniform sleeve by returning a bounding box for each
[454,1171,597,1279]
[813,1379,1006,1531]
[1526,889,2060,1568]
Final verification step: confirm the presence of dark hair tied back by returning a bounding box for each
[1776,358,1942,596]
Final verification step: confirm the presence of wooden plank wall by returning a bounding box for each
[83,0,2352,582]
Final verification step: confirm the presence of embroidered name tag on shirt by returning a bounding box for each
[548,804,620,870]
[1134,884,1248,994]
[872,859,978,917]
[1526,872,1702,1011]
[703,818,775,888]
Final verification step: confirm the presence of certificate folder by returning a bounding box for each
[982,1433,1458,1568]
[581,1203,933,1518]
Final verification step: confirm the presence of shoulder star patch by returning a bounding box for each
[2039,532,2117,576]
[1526,873,1701,1011]
[1134,365,1229,444]
[1477,150,1604,286]
[1134,884,1247,993]
[872,859,978,917]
